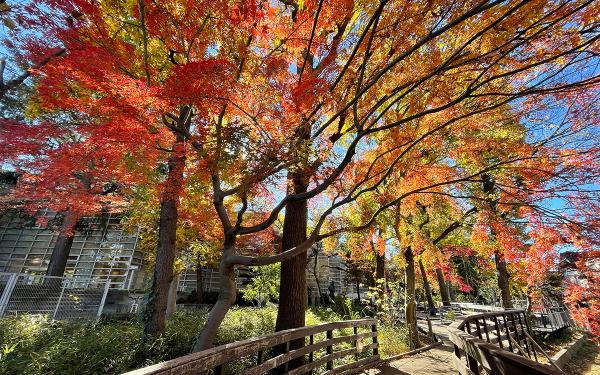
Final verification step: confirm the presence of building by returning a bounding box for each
[0,208,361,297]
[0,209,144,289]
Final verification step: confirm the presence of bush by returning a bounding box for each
[0,308,269,375]
[377,324,409,358]
[0,315,142,374]
[0,306,409,374]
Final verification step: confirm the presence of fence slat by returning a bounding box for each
[124,319,379,375]
[449,326,564,375]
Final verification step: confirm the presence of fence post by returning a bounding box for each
[0,273,18,317]
[308,334,314,375]
[326,330,333,370]
[371,323,379,356]
[52,280,67,320]
[97,277,111,320]
[354,326,359,360]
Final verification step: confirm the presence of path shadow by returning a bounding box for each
[362,364,411,375]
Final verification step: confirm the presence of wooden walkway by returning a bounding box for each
[359,319,457,375]
[362,345,455,375]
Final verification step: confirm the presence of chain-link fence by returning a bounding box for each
[0,273,110,320]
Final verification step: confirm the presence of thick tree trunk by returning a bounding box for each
[143,135,186,338]
[435,268,451,306]
[275,174,308,368]
[495,251,513,308]
[194,245,237,352]
[405,247,420,350]
[418,259,435,314]
[46,210,77,277]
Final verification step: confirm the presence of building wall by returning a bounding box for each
[0,210,144,289]
[0,209,364,296]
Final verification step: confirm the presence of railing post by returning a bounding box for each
[475,319,482,339]
[517,312,532,359]
[283,340,290,373]
[308,334,314,375]
[482,317,490,343]
[326,330,334,370]
[52,280,67,320]
[96,277,111,320]
[467,353,480,375]
[0,273,18,317]
[371,323,379,356]
[492,315,503,348]
[354,326,359,360]
[510,312,521,353]
[502,314,514,353]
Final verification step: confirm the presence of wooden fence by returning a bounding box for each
[530,307,571,333]
[123,318,379,375]
[449,310,563,375]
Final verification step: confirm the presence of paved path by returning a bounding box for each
[360,318,461,375]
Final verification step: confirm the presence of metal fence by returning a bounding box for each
[0,272,110,320]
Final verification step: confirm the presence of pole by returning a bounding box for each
[52,279,67,320]
[97,277,111,320]
[0,273,18,317]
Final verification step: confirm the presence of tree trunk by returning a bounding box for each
[448,282,456,301]
[275,174,308,368]
[193,244,237,352]
[143,134,186,338]
[196,261,203,305]
[435,268,451,306]
[418,259,435,314]
[481,174,512,309]
[375,251,385,281]
[495,251,513,308]
[46,210,77,277]
[405,247,420,350]
[166,273,179,319]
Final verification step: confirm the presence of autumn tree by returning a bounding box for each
[5,0,599,355]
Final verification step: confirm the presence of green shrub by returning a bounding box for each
[0,306,409,374]
[0,315,142,374]
[377,324,409,359]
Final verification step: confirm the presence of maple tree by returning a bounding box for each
[0,0,598,357]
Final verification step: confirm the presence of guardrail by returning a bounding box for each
[0,272,110,320]
[449,310,563,375]
[123,318,380,375]
[530,307,571,333]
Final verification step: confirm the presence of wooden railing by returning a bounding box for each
[449,310,563,375]
[123,318,379,375]
[530,307,571,333]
